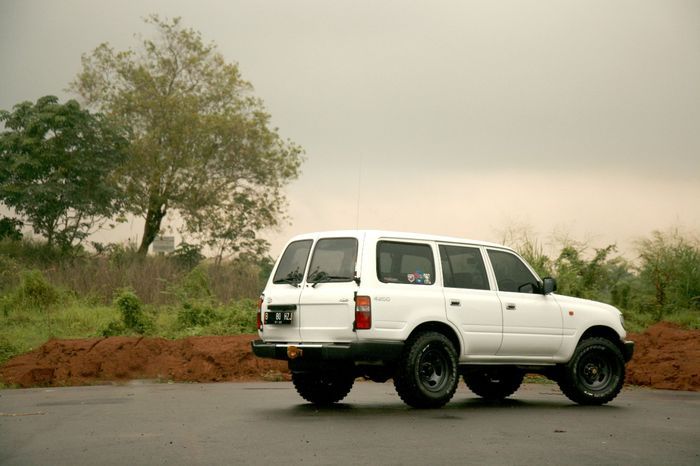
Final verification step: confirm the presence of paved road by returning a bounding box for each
[1,381,698,465]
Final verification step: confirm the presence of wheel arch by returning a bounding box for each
[407,321,461,355]
[579,325,625,354]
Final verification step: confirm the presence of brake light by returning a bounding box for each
[355,295,371,330]
[257,295,263,330]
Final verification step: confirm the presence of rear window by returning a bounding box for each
[377,241,435,285]
[273,240,312,284]
[307,238,358,282]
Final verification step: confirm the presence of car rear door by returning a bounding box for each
[260,239,313,342]
[439,244,503,356]
[298,236,361,343]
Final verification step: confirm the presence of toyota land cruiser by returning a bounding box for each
[252,230,634,408]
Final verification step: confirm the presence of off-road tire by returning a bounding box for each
[463,367,524,400]
[558,337,625,405]
[393,331,459,409]
[292,371,355,406]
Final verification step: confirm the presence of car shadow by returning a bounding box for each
[261,395,620,420]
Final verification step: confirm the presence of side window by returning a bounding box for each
[439,245,490,290]
[307,238,358,282]
[487,249,539,293]
[273,240,312,284]
[377,241,435,285]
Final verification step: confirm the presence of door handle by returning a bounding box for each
[506,303,516,310]
[450,300,461,307]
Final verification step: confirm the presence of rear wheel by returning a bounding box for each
[393,332,459,409]
[291,371,355,406]
[463,367,524,400]
[558,337,625,405]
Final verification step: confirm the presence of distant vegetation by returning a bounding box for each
[0,15,301,365]
[0,238,270,364]
[503,227,699,332]
[1,15,303,260]
[0,228,698,365]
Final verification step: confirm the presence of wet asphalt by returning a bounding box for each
[1,381,698,465]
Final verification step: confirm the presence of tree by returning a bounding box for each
[0,217,23,241]
[0,96,127,248]
[637,229,700,317]
[72,16,303,256]
[553,242,618,300]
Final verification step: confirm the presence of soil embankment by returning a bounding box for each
[0,334,288,388]
[1,322,698,391]
[625,322,699,391]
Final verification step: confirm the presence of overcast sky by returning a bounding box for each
[1,0,699,257]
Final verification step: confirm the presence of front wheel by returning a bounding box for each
[291,371,355,406]
[393,332,459,409]
[558,337,626,405]
[463,367,524,400]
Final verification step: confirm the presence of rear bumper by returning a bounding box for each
[623,340,635,362]
[251,339,404,364]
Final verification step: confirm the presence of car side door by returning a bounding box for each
[440,244,503,356]
[486,249,563,357]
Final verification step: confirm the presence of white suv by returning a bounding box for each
[252,230,634,408]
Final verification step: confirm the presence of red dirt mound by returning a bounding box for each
[0,334,289,388]
[1,322,698,391]
[626,322,700,391]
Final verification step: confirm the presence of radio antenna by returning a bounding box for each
[355,153,363,229]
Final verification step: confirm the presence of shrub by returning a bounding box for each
[636,229,700,319]
[0,255,21,292]
[0,336,19,364]
[3,269,62,313]
[222,298,257,334]
[102,289,153,335]
[177,302,218,328]
[0,217,23,241]
[169,242,204,269]
[176,266,213,303]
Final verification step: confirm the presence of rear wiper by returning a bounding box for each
[274,277,300,287]
[311,272,352,287]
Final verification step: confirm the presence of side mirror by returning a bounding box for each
[518,282,537,294]
[542,277,557,295]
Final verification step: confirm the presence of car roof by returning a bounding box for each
[285,229,513,252]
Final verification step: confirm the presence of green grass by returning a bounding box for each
[0,303,119,363]
[664,309,700,330]
[0,298,258,364]
[622,310,658,334]
[0,249,261,365]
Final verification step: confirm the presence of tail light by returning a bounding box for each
[355,295,371,330]
[257,295,263,330]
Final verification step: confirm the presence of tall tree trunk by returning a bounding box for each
[138,198,167,255]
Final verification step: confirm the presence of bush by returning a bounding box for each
[0,336,19,364]
[102,289,153,335]
[19,270,61,308]
[0,269,62,316]
[0,255,21,292]
[221,298,257,334]
[177,302,218,328]
[0,237,73,266]
[0,217,23,241]
[174,266,213,303]
[169,242,204,269]
[636,229,700,319]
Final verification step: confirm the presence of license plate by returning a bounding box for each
[265,311,293,325]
